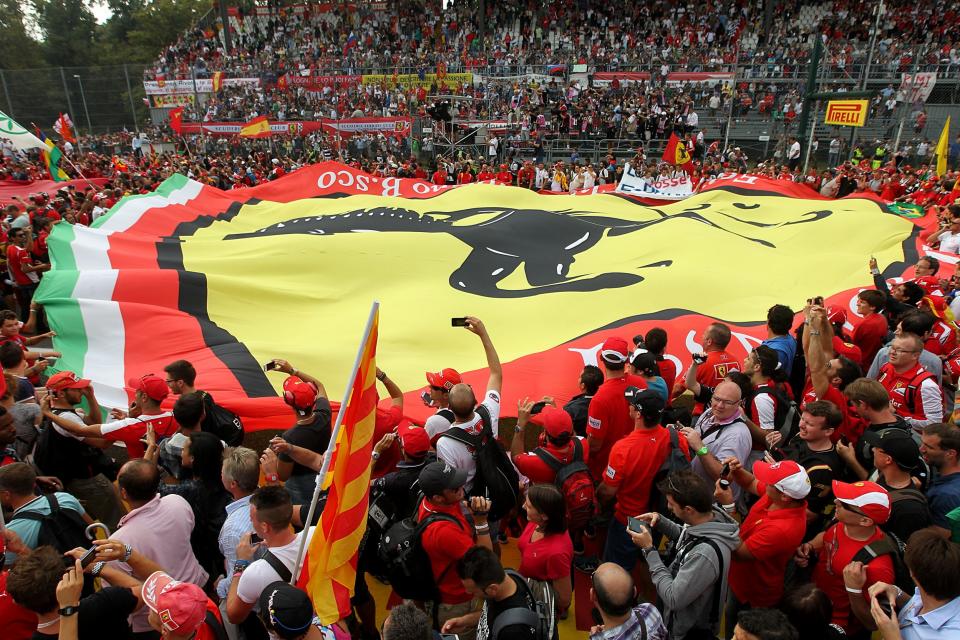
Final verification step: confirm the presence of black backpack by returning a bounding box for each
[34,409,118,482]
[650,426,693,513]
[438,404,520,522]
[198,391,244,447]
[753,385,801,441]
[489,570,551,640]
[10,494,91,554]
[378,512,463,602]
[852,533,914,593]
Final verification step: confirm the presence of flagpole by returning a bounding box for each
[290,300,380,585]
[60,153,101,191]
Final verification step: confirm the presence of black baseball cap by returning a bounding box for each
[624,386,666,414]
[861,429,921,471]
[257,581,314,640]
[418,461,467,497]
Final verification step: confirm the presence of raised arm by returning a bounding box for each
[465,317,502,394]
[806,307,835,399]
[377,367,403,407]
[271,359,328,399]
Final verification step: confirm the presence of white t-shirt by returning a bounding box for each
[435,390,501,491]
[938,231,960,254]
[788,141,801,160]
[237,527,316,604]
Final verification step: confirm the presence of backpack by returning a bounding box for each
[378,512,462,602]
[198,391,244,447]
[34,409,118,481]
[649,426,692,514]
[10,494,91,554]
[438,404,521,522]
[532,439,596,529]
[667,535,725,636]
[851,533,914,593]
[753,385,801,442]
[364,466,432,581]
[489,570,551,640]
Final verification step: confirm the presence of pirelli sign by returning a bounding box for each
[824,100,869,127]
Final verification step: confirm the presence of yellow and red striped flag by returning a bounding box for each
[239,115,271,138]
[297,304,379,624]
[212,71,224,93]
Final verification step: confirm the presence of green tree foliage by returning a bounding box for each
[31,0,99,67]
[0,0,45,69]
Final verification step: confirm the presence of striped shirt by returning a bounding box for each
[589,604,668,640]
[217,494,253,599]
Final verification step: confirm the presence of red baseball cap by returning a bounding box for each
[127,374,169,402]
[753,460,810,499]
[531,405,573,438]
[833,480,891,524]
[425,368,461,391]
[826,305,847,325]
[397,425,430,456]
[282,376,318,409]
[142,571,208,635]
[47,370,90,392]
[600,337,630,364]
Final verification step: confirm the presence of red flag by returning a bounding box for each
[53,113,77,144]
[297,304,379,624]
[112,156,129,173]
[168,107,184,135]
[662,132,694,175]
[277,74,288,91]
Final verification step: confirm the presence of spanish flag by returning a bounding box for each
[934,116,950,177]
[298,303,379,624]
[662,132,695,175]
[239,115,271,138]
[212,71,224,93]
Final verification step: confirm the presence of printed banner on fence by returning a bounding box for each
[361,72,473,88]
[142,77,261,96]
[37,162,915,432]
[616,165,694,199]
[151,94,196,108]
[285,74,362,89]
[899,72,937,103]
[177,117,411,138]
[593,71,733,86]
[824,100,869,127]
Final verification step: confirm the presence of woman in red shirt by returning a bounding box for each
[517,484,573,618]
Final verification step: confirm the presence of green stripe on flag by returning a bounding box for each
[887,202,925,219]
[35,221,86,377]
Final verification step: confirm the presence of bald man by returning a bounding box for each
[680,380,753,503]
[589,562,667,639]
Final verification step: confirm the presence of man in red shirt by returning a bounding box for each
[495,163,512,185]
[586,336,648,480]
[417,461,492,640]
[5,228,48,319]
[516,161,535,189]
[683,322,740,411]
[875,334,942,431]
[457,165,473,184]
[598,387,688,571]
[511,404,589,485]
[804,306,865,443]
[476,163,495,182]
[798,480,895,634]
[721,459,810,616]
[431,165,448,185]
[852,289,889,369]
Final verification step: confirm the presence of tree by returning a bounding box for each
[31,0,99,68]
[0,0,45,70]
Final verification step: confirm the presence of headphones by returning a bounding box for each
[282,381,319,409]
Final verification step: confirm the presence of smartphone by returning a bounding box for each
[530,401,547,415]
[876,595,895,616]
[79,546,98,568]
[450,317,469,327]
[264,360,278,372]
[250,533,262,544]
[720,462,731,478]
[692,353,707,365]
[440,635,460,640]
[627,516,648,535]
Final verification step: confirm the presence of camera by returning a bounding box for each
[692,353,707,365]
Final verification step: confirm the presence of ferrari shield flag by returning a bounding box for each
[298,304,379,623]
[36,162,916,428]
[662,132,694,174]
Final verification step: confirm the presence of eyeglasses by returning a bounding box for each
[888,347,920,354]
[836,501,867,518]
[711,396,740,407]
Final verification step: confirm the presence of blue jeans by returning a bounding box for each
[603,518,640,572]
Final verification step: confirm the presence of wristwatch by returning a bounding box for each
[695,445,710,457]
[58,605,79,617]
[90,561,105,578]
[514,424,524,434]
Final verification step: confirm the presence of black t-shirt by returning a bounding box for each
[562,394,592,437]
[485,575,537,640]
[878,477,933,543]
[371,457,433,520]
[280,397,332,477]
[33,586,137,640]
[783,438,844,539]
